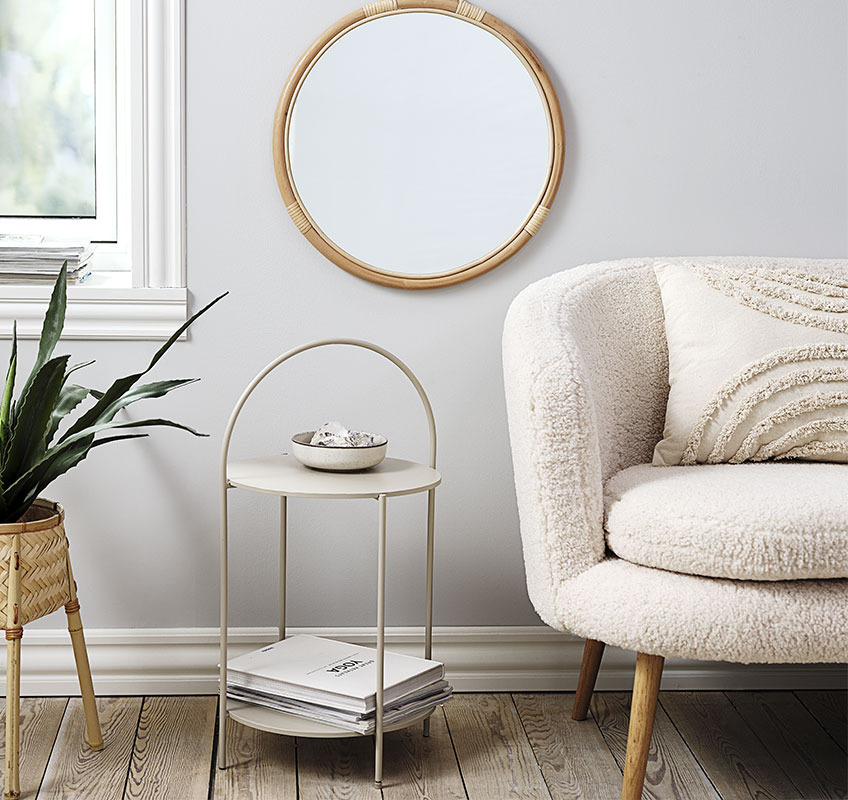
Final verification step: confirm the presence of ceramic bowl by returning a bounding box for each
[291,432,388,471]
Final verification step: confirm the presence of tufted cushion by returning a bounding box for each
[604,463,848,580]
[652,261,848,466]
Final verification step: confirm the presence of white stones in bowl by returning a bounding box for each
[292,422,387,471]
[309,420,382,448]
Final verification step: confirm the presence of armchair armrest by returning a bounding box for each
[503,259,668,626]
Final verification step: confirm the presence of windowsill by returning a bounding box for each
[0,272,187,340]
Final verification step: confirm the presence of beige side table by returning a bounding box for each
[218,340,441,789]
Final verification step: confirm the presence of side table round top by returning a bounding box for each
[227,453,441,499]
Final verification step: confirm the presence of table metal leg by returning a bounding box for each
[423,487,435,738]
[218,486,229,770]
[279,496,287,640]
[375,494,387,789]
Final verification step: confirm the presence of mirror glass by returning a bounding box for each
[286,11,553,278]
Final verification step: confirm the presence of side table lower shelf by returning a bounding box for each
[227,699,436,739]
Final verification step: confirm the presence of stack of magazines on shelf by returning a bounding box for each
[226,634,452,733]
[0,235,94,284]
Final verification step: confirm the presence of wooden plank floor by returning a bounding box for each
[0,692,843,799]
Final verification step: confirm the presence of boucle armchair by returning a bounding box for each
[502,257,848,800]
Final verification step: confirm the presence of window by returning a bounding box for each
[0,0,116,240]
[0,0,186,339]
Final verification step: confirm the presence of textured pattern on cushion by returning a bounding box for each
[558,559,848,664]
[504,258,848,662]
[652,261,848,466]
[604,463,848,580]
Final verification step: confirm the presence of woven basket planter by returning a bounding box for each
[0,499,72,630]
[0,498,101,800]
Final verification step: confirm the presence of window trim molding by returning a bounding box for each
[0,281,187,340]
[0,0,187,340]
[130,0,186,290]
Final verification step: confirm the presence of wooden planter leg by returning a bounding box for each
[621,652,664,800]
[572,638,605,721]
[64,559,102,751]
[5,533,22,800]
[4,629,22,800]
[65,600,102,750]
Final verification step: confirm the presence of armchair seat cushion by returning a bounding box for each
[604,463,848,580]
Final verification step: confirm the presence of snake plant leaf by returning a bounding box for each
[42,361,98,447]
[46,384,95,445]
[55,416,207,456]
[8,416,207,510]
[2,355,70,483]
[147,292,227,372]
[103,378,199,416]
[88,432,149,447]
[66,360,95,377]
[7,433,150,519]
[3,432,147,523]
[3,436,92,522]
[61,379,199,442]
[0,422,10,462]
[61,292,226,442]
[17,262,67,410]
[0,321,17,438]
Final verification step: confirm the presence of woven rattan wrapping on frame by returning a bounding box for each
[0,502,71,628]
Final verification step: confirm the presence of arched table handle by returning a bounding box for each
[219,339,437,480]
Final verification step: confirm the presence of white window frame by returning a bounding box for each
[0,0,187,340]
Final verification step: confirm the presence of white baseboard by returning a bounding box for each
[2,626,845,696]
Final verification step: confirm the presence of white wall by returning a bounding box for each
[31,0,847,633]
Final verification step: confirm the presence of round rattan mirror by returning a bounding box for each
[273,1,564,289]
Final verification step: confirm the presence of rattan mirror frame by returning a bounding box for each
[272,0,565,290]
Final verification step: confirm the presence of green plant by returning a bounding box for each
[0,265,225,523]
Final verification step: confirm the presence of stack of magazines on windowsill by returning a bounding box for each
[0,235,94,284]
[226,634,452,734]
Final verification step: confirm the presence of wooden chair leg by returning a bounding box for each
[65,599,103,751]
[621,652,664,800]
[572,638,605,721]
[4,631,21,800]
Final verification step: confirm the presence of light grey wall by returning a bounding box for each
[34,0,847,630]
